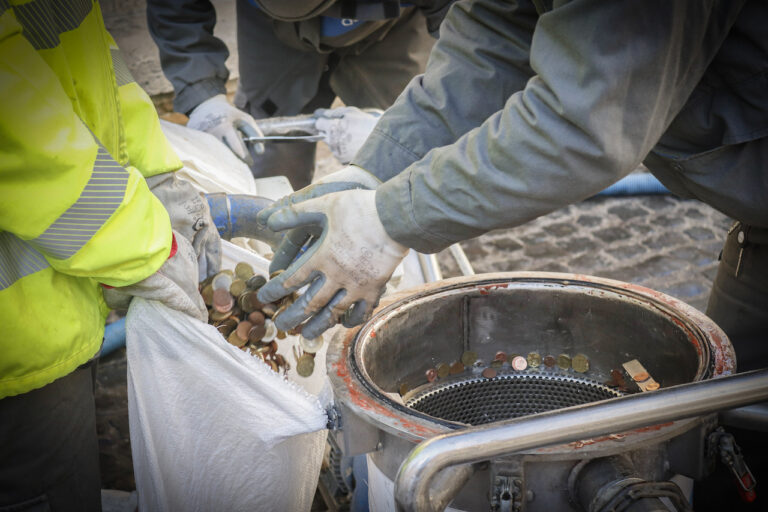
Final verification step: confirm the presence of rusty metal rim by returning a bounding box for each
[327,272,733,444]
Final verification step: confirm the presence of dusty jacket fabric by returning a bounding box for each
[0,0,179,398]
[146,0,453,115]
[353,0,766,253]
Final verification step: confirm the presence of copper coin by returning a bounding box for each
[275,354,286,367]
[494,351,507,362]
[236,321,253,341]
[248,311,266,326]
[543,355,556,368]
[511,356,528,371]
[449,361,465,375]
[248,324,267,343]
[237,291,262,313]
[461,351,478,367]
[482,368,497,379]
[269,340,278,353]
[633,371,650,382]
[425,368,437,383]
[213,289,234,313]
[645,381,660,391]
[436,363,450,379]
[246,275,267,290]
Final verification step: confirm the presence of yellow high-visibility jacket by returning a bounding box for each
[0,0,182,398]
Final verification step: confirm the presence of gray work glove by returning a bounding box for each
[257,189,408,339]
[314,107,383,164]
[103,231,207,322]
[187,94,265,164]
[146,172,221,281]
[257,165,381,275]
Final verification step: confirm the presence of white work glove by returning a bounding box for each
[103,232,207,322]
[257,164,381,273]
[187,94,265,164]
[314,107,383,164]
[256,189,408,339]
[146,172,221,281]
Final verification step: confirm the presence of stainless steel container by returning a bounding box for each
[327,273,735,511]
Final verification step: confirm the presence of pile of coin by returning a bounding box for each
[200,262,294,375]
[399,350,591,396]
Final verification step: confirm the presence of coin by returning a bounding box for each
[235,262,254,281]
[543,355,556,368]
[482,368,497,379]
[227,330,246,348]
[557,354,572,370]
[213,289,234,313]
[248,324,267,343]
[262,319,277,342]
[238,291,262,313]
[261,303,277,317]
[209,309,232,322]
[493,351,507,362]
[527,352,542,368]
[511,356,528,371]
[216,322,235,338]
[296,353,315,377]
[247,311,266,326]
[200,284,214,306]
[449,361,465,375]
[236,320,253,341]
[436,363,450,379]
[490,359,504,369]
[269,269,284,280]
[425,368,437,383]
[229,279,247,297]
[572,354,589,373]
[246,275,267,290]
[633,371,650,382]
[276,330,287,340]
[399,382,410,396]
[461,351,478,367]
[645,381,660,391]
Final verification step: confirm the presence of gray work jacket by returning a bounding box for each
[354,0,767,253]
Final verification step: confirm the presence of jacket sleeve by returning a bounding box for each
[146,0,230,115]
[355,0,744,253]
[0,11,172,287]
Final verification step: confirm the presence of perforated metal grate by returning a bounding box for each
[406,373,622,426]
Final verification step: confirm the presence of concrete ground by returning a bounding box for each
[97,1,733,503]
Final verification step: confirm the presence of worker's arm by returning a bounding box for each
[146,0,229,115]
[356,0,745,253]
[0,11,171,287]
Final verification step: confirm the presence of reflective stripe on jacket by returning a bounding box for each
[0,0,181,398]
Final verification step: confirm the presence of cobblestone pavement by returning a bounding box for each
[435,195,731,313]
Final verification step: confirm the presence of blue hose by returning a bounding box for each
[597,173,669,196]
[101,317,126,357]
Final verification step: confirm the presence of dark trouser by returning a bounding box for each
[0,364,101,512]
[694,222,768,511]
[234,1,434,189]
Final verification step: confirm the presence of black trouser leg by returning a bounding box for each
[0,364,101,512]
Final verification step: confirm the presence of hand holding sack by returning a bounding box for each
[103,231,207,322]
[256,189,408,339]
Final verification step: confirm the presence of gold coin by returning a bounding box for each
[227,330,247,348]
[557,354,572,370]
[269,269,284,280]
[527,352,542,368]
[200,284,214,306]
[399,382,410,396]
[436,363,450,379]
[461,351,478,367]
[572,354,589,373]
[449,361,465,375]
[296,353,315,377]
[235,262,254,281]
[645,381,660,391]
[229,279,247,297]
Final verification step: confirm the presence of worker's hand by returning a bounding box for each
[146,172,221,281]
[314,107,383,164]
[187,94,264,164]
[257,165,381,274]
[103,232,207,322]
[257,189,408,339]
